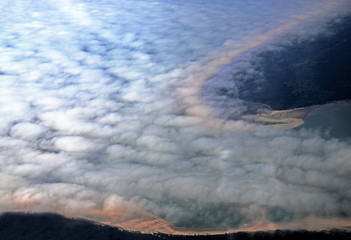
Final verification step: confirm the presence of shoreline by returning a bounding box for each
[74,208,351,235]
[1,212,351,240]
[176,1,348,131]
[242,104,320,130]
[63,213,351,235]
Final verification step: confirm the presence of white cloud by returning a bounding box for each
[0,0,350,233]
[10,123,46,142]
[54,136,101,153]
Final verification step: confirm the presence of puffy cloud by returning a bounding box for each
[10,123,47,142]
[0,0,350,233]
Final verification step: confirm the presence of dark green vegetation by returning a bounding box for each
[238,17,351,110]
[1,212,351,240]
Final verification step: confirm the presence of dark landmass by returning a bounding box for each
[1,212,351,240]
[237,16,351,110]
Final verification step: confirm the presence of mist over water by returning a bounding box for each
[0,0,351,232]
[299,102,351,140]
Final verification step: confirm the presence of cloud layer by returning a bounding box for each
[0,0,351,232]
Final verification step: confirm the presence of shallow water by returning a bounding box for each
[298,102,351,140]
[0,0,351,233]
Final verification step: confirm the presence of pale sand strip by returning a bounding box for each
[242,106,320,130]
[20,1,349,235]
[175,1,345,131]
[90,211,351,235]
[90,1,350,234]
[61,203,351,234]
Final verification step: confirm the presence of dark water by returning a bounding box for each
[237,16,351,110]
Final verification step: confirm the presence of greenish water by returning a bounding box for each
[298,102,351,139]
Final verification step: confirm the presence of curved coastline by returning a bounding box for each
[176,1,351,131]
[1,1,351,238]
[32,2,351,235]
[1,212,351,240]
